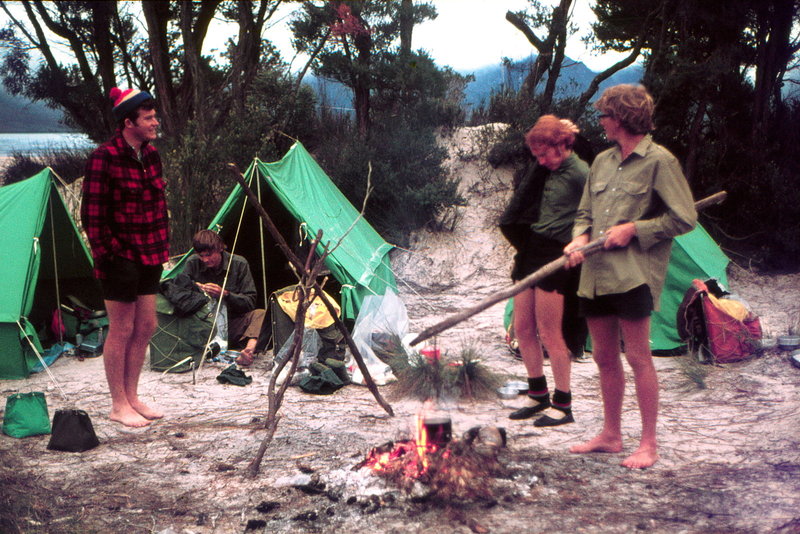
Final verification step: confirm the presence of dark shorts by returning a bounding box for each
[100,256,163,302]
[511,233,574,294]
[578,284,653,320]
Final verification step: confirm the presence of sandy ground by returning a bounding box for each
[1,127,799,534]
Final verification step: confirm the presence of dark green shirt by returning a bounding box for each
[183,251,257,316]
[531,153,589,243]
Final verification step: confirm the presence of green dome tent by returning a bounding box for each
[503,224,729,355]
[0,169,102,379]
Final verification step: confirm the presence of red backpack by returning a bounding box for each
[677,279,762,363]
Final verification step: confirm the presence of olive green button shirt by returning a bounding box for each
[531,153,589,243]
[572,135,697,309]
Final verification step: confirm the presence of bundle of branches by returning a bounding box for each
[390,348,502,401]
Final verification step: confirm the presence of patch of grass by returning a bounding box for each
[389,344,503,401]
[677,352,710,390]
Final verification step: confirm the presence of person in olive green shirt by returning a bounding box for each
[504,115,589,427]
[565,85,697,469]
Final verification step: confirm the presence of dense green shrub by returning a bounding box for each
[311,122,462,247]
[1,147,91,186]
[159,70,319,253]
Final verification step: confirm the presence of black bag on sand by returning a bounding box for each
[47,409,100,452]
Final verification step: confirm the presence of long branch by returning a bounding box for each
[411,191,727,346]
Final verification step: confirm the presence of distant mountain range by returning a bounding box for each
[461,56,643,111]
[305,55,644,116]
[0,90,71,133]
[0,55,643,133]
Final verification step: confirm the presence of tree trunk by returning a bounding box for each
[752,0,797,142]
[142,0,177,137]
[399,0,413,55]
[540,0,570,111]
[352,14,372,138]
[179,2,204,135]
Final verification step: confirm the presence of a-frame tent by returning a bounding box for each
[651,224,729,354]
[0,169,102,379]
[167,141,397,321]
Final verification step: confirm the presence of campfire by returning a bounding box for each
[358,412,507,501]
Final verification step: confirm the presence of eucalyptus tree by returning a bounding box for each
[290,0,437,137]
[590,0,800,266]
[0,0,294,250]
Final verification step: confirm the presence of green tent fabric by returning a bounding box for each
[0,169,102,379]
[503,224,729,354]
[653,224,728,354]
[167,142,396,320]
[149,294,215,373]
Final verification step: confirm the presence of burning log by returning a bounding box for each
[358,415,507,501]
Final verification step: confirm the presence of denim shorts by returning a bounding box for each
[100,256,162,302]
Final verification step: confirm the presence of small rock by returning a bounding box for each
[256,501,280,514]
[274,474,312,488]
[245,519,267,531]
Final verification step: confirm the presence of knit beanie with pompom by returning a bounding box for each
[110,87,153,122]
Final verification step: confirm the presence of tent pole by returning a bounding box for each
[255,165,268,312]
[48,190,64,345]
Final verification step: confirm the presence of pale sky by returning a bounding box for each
[2,1,627,74]
[413,0,625,72]
[263,0,627,74]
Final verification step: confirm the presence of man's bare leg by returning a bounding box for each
[570,316,623,454]
[619,317,659,468]
[125,294,163,420]
[103,300,150,427]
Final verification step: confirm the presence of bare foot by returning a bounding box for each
[130,400,164,420]
[570,434,623,454]
[110,408,151,428]
[621,445,658,469]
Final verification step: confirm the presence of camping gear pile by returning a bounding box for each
[270,285,348,394]
[677,279,762,363]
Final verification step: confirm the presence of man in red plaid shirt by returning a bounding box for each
[81,87,169,427]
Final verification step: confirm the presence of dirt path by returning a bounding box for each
[1,127,799,534]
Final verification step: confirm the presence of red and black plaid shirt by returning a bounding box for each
[81,130,169,278]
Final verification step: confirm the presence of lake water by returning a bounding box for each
[0,132,96,157]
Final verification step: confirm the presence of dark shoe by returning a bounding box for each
[533,408,574,427]
[509,399,550,420]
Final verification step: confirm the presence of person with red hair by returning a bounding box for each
[501,114,590,427]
